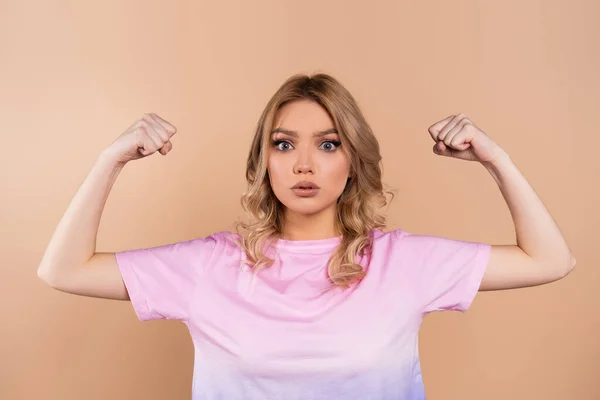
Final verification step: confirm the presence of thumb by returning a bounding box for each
[433,141,450,156]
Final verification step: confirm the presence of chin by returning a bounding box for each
[281,198,331,216]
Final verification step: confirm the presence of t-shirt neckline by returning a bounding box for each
[273,234,343,251]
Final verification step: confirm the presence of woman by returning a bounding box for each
[37,73,575,399]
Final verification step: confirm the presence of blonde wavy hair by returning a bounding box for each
[231,72,395,290]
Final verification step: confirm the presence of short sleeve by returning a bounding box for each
[401,232,491,314]
[115,234,219,322]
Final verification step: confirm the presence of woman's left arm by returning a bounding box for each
[429,114,576,291]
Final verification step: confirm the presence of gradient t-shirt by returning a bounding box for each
[115,228,491,399]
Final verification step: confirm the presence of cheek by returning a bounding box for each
[322,156,351,190]
[267,157,287,188]
[327,154,350,175]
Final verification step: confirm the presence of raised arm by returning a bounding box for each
[428,113,575,291]
[37,113,177,300]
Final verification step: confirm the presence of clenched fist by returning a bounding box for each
[428,113,506,164]
[104,113,177,164]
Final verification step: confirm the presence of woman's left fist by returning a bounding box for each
[428,113,506,163]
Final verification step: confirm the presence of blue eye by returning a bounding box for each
[272,140,293,151]
[321,141,341,152]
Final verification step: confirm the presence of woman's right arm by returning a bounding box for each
[37,113,177,301]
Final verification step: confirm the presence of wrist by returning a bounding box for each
[480,150,514,184]
[481,148,511,169]
[97,148,127,170]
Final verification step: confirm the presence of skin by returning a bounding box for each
[267,100,351,241]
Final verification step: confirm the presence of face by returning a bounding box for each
[267,100,351,217]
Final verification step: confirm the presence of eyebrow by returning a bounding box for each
[270,128,339,138]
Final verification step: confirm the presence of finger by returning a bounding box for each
[433,141,455,158]
[137,130,160,156]
[443,118,470,147]
[158,140,172,155]
[147,123,173,155]
[134,126,161,157]
[449,125,474,150]
[428,115,455,140]
[137,119,164,150]
[142,114,170,142]
[143,116,173,157]
[148,113,177,136]
[433,141,459,158]
[438,114,467,141]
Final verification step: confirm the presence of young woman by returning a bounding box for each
[38,73,575,399]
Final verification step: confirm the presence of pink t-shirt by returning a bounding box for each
[115,228,491,399]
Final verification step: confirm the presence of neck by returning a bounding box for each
[280,205,339,241]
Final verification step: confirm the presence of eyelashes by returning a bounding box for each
[271,139,342,152]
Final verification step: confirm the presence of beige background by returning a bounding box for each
[1,1,598,399]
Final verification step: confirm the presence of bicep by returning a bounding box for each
[480,245,573,291]
[45,252,130,301]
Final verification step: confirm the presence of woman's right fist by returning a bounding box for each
[104,113,177,164]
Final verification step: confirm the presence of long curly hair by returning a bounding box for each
[232,72,395,290]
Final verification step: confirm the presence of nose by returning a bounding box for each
[293,149,314,175]
[293,163,313,175]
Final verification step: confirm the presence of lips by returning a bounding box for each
[291,181,320,189]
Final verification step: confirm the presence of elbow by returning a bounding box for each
[568,254,577,273]
[558,254,576,279]
[538,253,576,283]
[37,268,52,285]
[37,265,59,287]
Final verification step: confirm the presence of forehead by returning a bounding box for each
[273,100,335,133]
